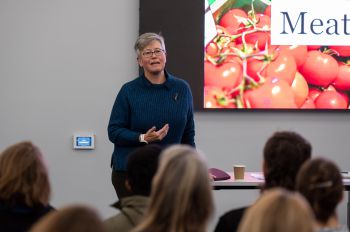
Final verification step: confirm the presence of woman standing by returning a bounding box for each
[108,33,195,199]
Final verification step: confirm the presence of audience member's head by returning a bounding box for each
[126,144,162,196]
[263,131,312,191]
[238,188,314,232]
[296,158,343,226]
[0,141,51,207]
[132,145,214,232]
[30,205,106,232]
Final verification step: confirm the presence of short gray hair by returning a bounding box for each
[134,32,166,56]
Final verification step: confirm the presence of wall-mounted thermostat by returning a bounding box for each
[73,133,95,150]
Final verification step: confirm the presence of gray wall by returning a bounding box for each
[1,0,349,230]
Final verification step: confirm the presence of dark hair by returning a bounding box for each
[296,158,343,223]
[126,144,162,196]
[263,131,312,191]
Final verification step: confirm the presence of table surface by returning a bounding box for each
[212,171,350,190]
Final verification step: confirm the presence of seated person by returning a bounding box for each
[0,141,54,232]
[30,204,106,232]
[104,144,162,232]
[215,131,312,232]
[238,188,314,232]
[297,158,349,232]
[132,144,214,232]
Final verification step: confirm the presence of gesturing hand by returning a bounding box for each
[144,124,169,143]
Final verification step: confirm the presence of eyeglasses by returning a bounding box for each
[142,49,165,58]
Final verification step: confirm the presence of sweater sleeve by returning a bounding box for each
[181,84,196,147]
[108,86,140,146]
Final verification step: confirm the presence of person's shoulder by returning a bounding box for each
[220,206,248,221]
[122,76,142,89]
[168,73,188,85]
[104,213,132,232]
[118,77,143,95]
[167,73,191,91]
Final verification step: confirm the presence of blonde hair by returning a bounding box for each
[0,141,51,206]
[238,188,314,232]
[132,145,214,232]
[30,205,106,232]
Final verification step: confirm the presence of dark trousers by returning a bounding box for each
[111,170,132,199]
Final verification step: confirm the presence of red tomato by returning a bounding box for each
[204,86,235,108]
[236,14,271,50]
[315,90,348,109]
[204,61,242,89]
[243,31,270,50]
[326,85,350,104]
[332,63,350,91]
[206,42,219,56]
[308,88,322,101]
[255,14,271,30]
[280,45,308,68]
[300,97,316,109]
[307,45,321,51]
[339,91,349,104]
[247,56,265,82]
[264,5,271,17]
[219,9,248,35]
[244,77,297,108]
[264,50,297,85]
[300,51,339,87]
[291,72,309,107]
[247,50,296,84]
[329,46,350,57]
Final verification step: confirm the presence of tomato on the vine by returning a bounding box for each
[204,86,235,108]
[255,14,271,30]
[206,42,219,56]
[246,50,296,84]
[300,51,339,87]
[264,50,297,85]
[219,9,248,35]
[244,77,297,108]
[235,14,271,50]
[243,32,270,51]
[204,61,243,89]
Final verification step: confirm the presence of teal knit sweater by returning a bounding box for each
[108,71,195,170]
